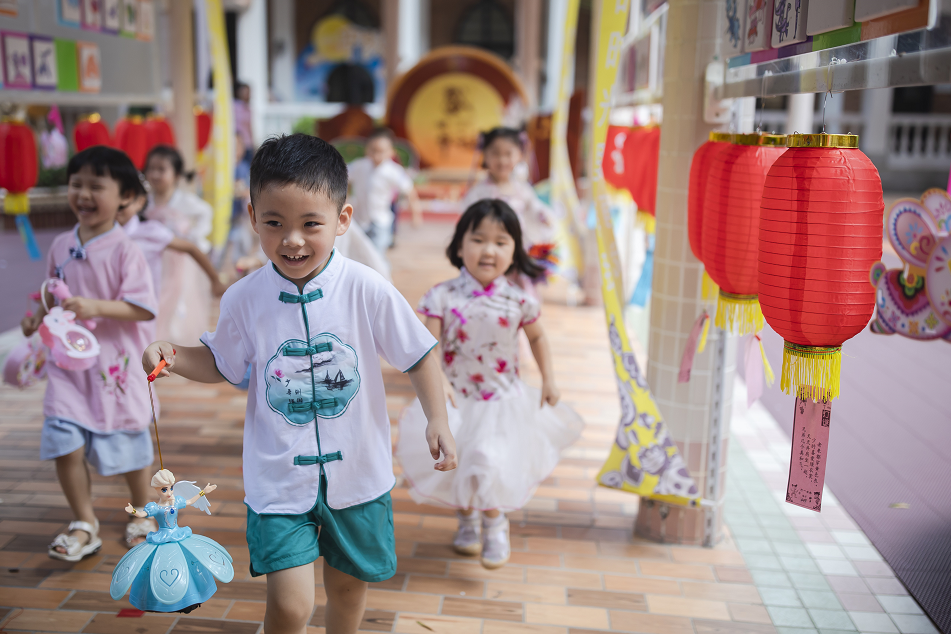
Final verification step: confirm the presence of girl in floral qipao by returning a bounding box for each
[396,199,582,569]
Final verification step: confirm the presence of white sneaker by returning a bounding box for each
[480,514,510,569]
[453,511,482,556]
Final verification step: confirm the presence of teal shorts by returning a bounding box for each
[246,478,396,583]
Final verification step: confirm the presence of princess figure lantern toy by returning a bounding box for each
[110,358,234,613]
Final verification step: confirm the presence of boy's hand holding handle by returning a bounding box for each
[143,343,177,380]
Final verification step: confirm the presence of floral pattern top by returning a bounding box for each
[462,178,557,249]
[418,268,540,401]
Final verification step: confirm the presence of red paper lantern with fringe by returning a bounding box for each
[195,109,212,152]
[758,133,883,401]
[114,116,148,169]
[73,114,111,151]
[144,116,176,153]
[0,120,38,213]
[701,133,786,334]
[688,131,731,261]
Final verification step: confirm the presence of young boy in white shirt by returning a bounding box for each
[347,127,422,253]
[143,133,456,634]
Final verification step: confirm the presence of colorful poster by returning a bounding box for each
[102,0,121,32]
[592,1,701,507]
[772,0,810,46]
[548,0,583,282]
[786,397,832,512]
[60,0,82,26]
[724,0,746,55]
[137,0,154,41]
[0,1,17,17]
[55,39,79,91]
[205,0,235,246]
[76,41,101,92]
[1,32,32,89]
[746,0,774,51]
[121,0,137,36]
[82,0,102,30]
[30,36,58,89]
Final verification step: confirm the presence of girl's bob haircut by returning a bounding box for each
[446,198,545,280]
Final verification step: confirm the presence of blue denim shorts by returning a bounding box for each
[40,418,153,477]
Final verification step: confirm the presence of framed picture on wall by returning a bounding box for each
[772,0,809,46]
[30,36,58,89]
[1,32,33,89]
[138,0,154,41]
[103,0,121,33]
[76,41,102,92]
[59,0,82,27]
[82,0,102,30]
[121,0,137,36]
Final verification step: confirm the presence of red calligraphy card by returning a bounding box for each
[786,396,832,512]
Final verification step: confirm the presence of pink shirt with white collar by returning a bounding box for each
[44,224,158,433]
[417,268,540,402]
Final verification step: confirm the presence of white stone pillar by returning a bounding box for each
[541,0,568,111]
[269,0,295,103]
[516,0,542,109]
[170,0,196,175]
[237,0,268,148]
[398,0,425,73]
[861,88,893,159]
[786,92,815,135]
[383,0,401,86]
[636,0,738,546]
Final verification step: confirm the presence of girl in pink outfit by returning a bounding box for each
[397,199,582,570]
[144,146,214,345]
[20,147,159,561]
[463,128,558,268]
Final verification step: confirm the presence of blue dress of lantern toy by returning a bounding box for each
[110,469,234,613]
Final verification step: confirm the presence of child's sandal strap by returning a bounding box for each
[67,520,98,537]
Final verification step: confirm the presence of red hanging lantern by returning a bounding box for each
[701,133,786,334]
[195,108,212,152]
[758,133,883,401]
[144,115,176,153]
[114,116,149,169]
[73,113,112,152]
[688,132,732,261]
[0,120,41,259]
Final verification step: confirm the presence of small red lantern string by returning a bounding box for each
[144,115,176,154]
[114,116,149,170]
[73,113,112,152]
[195,108,212,153]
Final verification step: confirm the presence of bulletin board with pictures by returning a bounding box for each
[0,0,159,103]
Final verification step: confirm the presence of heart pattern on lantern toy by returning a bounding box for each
[869,189,951,342]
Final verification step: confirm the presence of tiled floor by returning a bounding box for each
[0,221,934,633]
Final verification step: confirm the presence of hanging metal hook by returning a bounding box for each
[756,70,772,133]
[822,57,846,134]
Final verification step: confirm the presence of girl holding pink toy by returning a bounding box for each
[20,146,160,562]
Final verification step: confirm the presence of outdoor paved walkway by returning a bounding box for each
[0,221,929,633]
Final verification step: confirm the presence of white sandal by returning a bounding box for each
[48,520,102,562]
[124,516,157,549]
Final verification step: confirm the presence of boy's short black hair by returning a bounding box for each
[367,127,395,144]
[67,146,144,198]
[250,133,348,210]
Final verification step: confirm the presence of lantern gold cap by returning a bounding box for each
[709,131,732,142]
[733,133,786,147]
[787,133,859,148]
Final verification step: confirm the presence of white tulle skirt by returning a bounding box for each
[396,384,584,512]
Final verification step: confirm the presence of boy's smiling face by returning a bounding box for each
[250,184,352,289]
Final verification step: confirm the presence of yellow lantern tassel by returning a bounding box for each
[714,291,765,335]
[701,269,719,303]
[4,192,30,215]
[756,335,775,387]
[780,341,842,402]
[697,310,711,354]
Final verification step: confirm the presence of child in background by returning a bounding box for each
[396,199,583,569]
[144,145,214,345]
[463,127,558,278]
[142,134,456,634]
[20,147,159,560]
[118,179,228,297]
[347,127,422,253]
